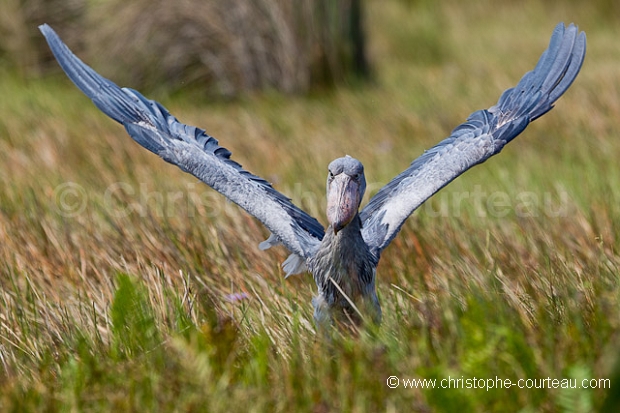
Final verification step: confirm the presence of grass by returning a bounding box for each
[1,0,620,411]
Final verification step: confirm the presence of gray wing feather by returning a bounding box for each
[39,24,324,259]
[360,22,586,257]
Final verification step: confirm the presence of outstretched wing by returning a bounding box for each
[360,22,586,257]
[40,24,324,263]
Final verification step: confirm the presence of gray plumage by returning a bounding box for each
[40,23,586,326]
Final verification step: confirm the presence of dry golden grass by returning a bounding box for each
[1,0,620,411]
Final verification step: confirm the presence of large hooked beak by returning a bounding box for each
[326,174,361,234]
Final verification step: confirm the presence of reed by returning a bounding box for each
[1,0,619,411]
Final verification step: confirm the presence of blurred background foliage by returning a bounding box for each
[3,0,618,98]
[0,0,370,97]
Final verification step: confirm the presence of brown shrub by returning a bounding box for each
[2,0,369,96]
[85,0,369,96]
[0,0,86,75]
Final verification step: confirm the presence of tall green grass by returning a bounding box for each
[1,1,620,411]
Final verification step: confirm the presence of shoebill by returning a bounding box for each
[39,23,586,327]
